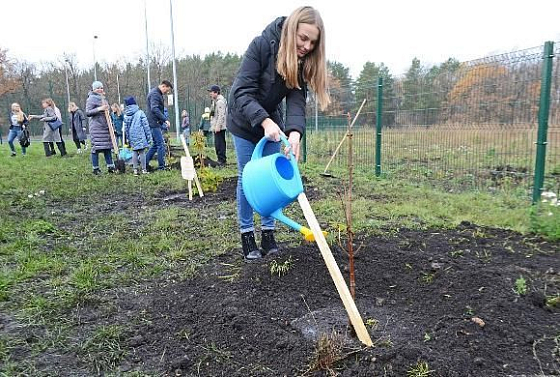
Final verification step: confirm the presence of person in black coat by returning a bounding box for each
[227,6,330,261]
[145,80,173,170]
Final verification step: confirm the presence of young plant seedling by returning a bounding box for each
[407,360,432,377]
[515,276,527,295]
[365,318,379,329]
[269,256,295,277]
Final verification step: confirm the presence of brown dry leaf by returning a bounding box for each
[471,317,486,328]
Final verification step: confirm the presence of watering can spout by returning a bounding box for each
[271,209,326,242]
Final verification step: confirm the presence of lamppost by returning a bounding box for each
[64,58,71,125]
[93,35,98,81]
[144,0,151,93]
[169,0,180,142]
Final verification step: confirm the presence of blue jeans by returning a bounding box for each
[182,128,190,145]
[146,127,166,169]
[8,127,26,155]
[233,135,280,233]
[91,149,114,169]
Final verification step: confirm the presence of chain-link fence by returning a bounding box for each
[304,42,560,197]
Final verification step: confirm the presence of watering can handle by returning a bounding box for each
[251,134,292,161]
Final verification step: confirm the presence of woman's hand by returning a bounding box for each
[97,104,109,112]
[261,118,282,141]
[286,131,301,161]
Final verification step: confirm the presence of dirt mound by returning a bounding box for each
[110,223,559,376]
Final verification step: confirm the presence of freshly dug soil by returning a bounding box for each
[112,222,559,376]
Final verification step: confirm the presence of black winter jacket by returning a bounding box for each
[227,17,307,144]
[146,87,166,129]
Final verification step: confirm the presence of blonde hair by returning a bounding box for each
[11,102,24,123]
[43,98,56,108]
[111,103,122,116]
[277,6,330,110]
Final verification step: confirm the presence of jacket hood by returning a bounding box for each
[125,104,139,116]
[261,17,285,44]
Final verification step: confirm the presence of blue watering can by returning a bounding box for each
[242,136,319,241]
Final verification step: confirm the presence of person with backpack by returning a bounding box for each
[7,103,29,157]
[68,102,88,153]
[124,96,152,176]
[227,6,330,261]
[29,98,67,157]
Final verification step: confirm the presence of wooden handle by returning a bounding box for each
[322,99,367,174]
[297,193,373,347]
[180,134,191,158]
[104,110,119,156]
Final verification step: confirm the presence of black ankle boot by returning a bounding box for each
[261,230,279,256]
[241,232,262,261]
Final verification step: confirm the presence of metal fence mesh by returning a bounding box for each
[305,43,560,194]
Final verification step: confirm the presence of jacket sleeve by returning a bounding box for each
[232,37,270,128]
[149,93,167,125]
[215,99,227,131]
[142,113,153,144]
[284,88,306,136]
[86,98,103,117]
[78,110,86,128]
[38,107,57,122]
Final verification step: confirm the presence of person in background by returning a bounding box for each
[208,85,227,166]
[145,80,173,171]
[227,6,330,261]
[199,107,211,139]
[29,98,67,157]
[68,102,87,153]
[7,103,29,157]
[52,100,66,155]
[181,110,190,145]
[111,103,124,147]
[86,81,115,174]
[124,96,152,176]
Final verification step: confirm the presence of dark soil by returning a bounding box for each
[100,222,559,376]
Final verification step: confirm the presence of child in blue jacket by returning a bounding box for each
[123,96,153,175]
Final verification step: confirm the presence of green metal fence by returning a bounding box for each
[304,42,560,198]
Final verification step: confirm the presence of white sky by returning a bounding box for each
[1,0,560,79]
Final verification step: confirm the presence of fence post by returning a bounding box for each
[302,125,308,163]
[532,41,555,204]
[375,77,383,177]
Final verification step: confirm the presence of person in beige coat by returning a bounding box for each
[208,84,227,165]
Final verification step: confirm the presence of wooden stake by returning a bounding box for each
[297,193,373,347]
[180,135,204,197]
[322,99,367,175]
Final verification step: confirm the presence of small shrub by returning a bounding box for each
[530,205,560,241]
[515,276,527,296]
[269,256,295,277]
[308,332,344,373]
[407,360,432,377]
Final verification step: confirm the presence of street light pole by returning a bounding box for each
[144,0,151,93]
[64,59,71,127]
[93,35,98,81]
[116,73,121,104]
[169,0,180,142]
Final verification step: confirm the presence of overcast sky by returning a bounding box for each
[1,0,559,79]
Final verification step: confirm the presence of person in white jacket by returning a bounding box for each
[208,84,227,165]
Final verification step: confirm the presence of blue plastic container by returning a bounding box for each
[243,136,316,240]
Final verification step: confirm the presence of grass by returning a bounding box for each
[0,140,558,375]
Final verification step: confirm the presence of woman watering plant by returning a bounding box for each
[228,6,330,261]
